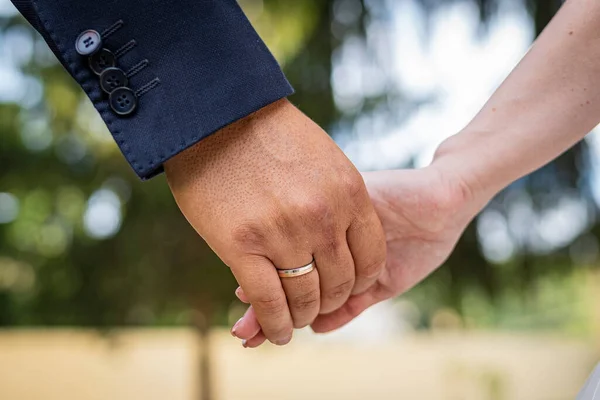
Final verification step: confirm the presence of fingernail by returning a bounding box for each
[275,336,292,346]
[235,287,242,298]
[231,318,243,338]
[242,339,248,348]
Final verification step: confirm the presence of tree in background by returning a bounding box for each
[0,0,592,334]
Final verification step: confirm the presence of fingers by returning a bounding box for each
[235,278,388,338]
[270,253,321,329]
[229,256,293,345]
[233,281,382,345]
[230,202,385,338]
[313,238,356,314]
[347,210,386,295]
[235,286,249,303]
[281,272,320,328]
[230,299,277,349]
[242,331,267,349]
[231,306,261,340]
[230,298,268,348]
[310,282,389,333]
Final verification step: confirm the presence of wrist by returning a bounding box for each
[165,98,291,188]
[430,130,501,218]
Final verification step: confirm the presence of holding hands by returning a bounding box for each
[221,0,600,345]
[165,99,386,346]
[231,153,482,346]
[169,0,600,347]
[13,0,600,355]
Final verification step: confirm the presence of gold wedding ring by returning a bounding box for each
[276,260,315,278]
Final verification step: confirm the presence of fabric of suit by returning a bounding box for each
[10,0,294,178]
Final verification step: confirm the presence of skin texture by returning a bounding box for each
[232,0,600,346]
[165,99,386,345]
[432,0,600,202]
[232,166,476,346]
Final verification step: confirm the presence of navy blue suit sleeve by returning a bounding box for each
[10,0,294,179]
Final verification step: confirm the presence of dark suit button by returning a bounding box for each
[89,49,116,75]
[99,67,129,94]
[109,87,137,116]
[75,30,102,56]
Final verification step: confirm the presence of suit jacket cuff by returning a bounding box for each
[14,0,294,179]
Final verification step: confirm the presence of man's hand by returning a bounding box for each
[165,99,386,345]
[231,164,481,346]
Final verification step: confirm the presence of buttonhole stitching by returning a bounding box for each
[101,20,124,39]
[126,59,149,78]
[135,78,161,97]
[29,4,140,171]
[115,40,137,58]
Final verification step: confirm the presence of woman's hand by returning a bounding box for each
[231,164,483,346]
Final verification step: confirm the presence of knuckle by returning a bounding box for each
[291,289,320,312]
[325,278,354,301]
[358,257,386,279]
[253,295,287,316]
[300,196,331,219]
[346,298,365,319]
[342,172,366,199]
[318,229,340,252]
[230,222,267,251]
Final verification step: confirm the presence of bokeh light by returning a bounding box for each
[83,189,122,239]
[0,192,19,224]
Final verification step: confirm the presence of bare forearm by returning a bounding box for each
[434,0,600,205]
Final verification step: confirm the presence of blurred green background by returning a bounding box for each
[3,1,600,399]
[0,0,597,336]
